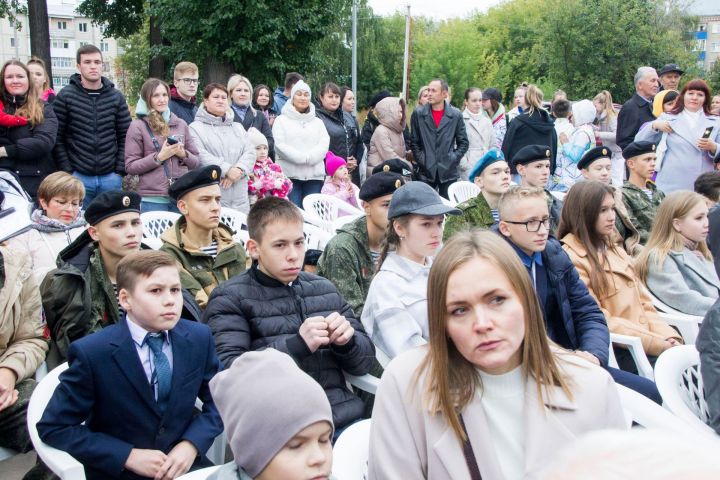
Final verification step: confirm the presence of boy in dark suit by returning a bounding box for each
[38,250,222,480]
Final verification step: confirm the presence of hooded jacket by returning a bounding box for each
[169,85,198,126]
[367,97,407,177]
[272,101,329,181]
[190,106,256,213]
[160,216,247,309]
[501,108,558,174]
[273,87,289,115]
[0,96,58,199]
[52,74,132,176]
[124,101,201,197]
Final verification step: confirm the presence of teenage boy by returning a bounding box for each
[161,166,247,309]
[496,186,662,402]
[579,146,640,255]
[38,251,222,480]
[53,44,132,208]
[273,72,304,115]
[203,197,375,430]
[512,144,563,235]
[443,149,511,241]
[621,141,665,244]
[318,171,404,317]
[169,61,200,125]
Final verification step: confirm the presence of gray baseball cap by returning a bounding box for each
[388,182,461,219]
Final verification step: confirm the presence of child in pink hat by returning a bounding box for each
[321,151,360,214]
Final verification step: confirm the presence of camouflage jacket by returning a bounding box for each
[613,187,640,256]
[621,180,665,245]
[546,189,563,237]
[317,215,374,318]
[40,231,120,368]
[160,217,247,309]
[443,193,496,241]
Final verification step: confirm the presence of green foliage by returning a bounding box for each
[77,0,145,38]
[0,0,26,29]
[707,61,720,94]
[115,23,150,106]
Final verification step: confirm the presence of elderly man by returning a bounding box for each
[616,66,658,150]
[658,63,683,92]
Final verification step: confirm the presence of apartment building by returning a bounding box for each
[690,0,720,71]
[0,0,122,91]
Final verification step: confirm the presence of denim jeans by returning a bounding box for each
[73,172,123,209]
[288,179,323,208]
[141,200,180,213]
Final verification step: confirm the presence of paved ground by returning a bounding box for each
[1,451,36,479]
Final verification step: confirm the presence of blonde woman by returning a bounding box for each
[228,74,274,159]
[417,85,430,107]
[27,56,55,103]
[592,91,623,185]
[369,230,626,480]
[636,191,720,316]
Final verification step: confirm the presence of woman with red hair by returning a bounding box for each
[636,78,720,193]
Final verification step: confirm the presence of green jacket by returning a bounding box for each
[443,193,496,241]
[621,180,665,245]
[160,217,247,309]
[317,215,375,317]
[40,231,120,369]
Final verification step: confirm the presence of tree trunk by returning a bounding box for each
[148,16,165,79]
[28,0,53,84]
[203,57,234,85]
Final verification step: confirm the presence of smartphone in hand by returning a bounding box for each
[702,127,713,140]
[166,136,179,145]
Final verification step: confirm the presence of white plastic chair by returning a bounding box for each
[344,372,380,396]
[616,383,706,435]
[610,333,654,380]
[654,345,715,435]
[220,207,249,244]
[176,466,221,479]
[648,291,703,345]
[141,211,180,249]
[332,419,371,480]
[304,223,333,251]
[333,214,362,233]
[447,181,480,204]
[303,194,363,232]
[28,363,86,480]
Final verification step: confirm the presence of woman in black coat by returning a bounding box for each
[315,82,365,186]
[228,74,275,159]
[0,60,58,200]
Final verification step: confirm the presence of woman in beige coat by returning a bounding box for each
[367,97,409,178]
[369,230,626,480]
[559,181,683,363]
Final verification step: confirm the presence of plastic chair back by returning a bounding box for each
[220,207,249,244]
[141,211,181,241]
[176,466,222,479]
[447,181,480,204]
[303,194,363,228]
[332,419,371,480]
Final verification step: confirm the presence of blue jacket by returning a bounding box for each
[37,318,222,480]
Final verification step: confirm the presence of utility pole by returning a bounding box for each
[351,0,358,115]
[402,5,411,103]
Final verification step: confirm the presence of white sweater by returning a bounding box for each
[272,102,329,181]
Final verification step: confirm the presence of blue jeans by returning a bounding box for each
[73,172,123,209]
[288,179,323,208]
[141,201,180,213]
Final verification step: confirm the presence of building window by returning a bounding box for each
[56,21,67,30]
[52,76,72,88]
[102,61,110,72]
[697,39,707,51]
[713,42,720,53]
[100,41,109,52]
[51,39,70,49]
[51,57,74,68]
[9,37,15,47]
[78,23,87,33]
[79,41,89,47]
[699,25,706,32]
[713,23,720,34]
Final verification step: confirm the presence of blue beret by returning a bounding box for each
[469,149,506,182]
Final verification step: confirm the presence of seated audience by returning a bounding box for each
[160,166,247,309]
[695,171,720,276]
[559,181,682,369]
[578,147,640,256]
[208,349,335,479]
[245,128,291,205]
[0,246,48,479]
[443,149,511,240]
[8,172,86,285]
[511,144,563,235]
[621,141,665,245]
[636,191,720,316]
[317,171,404,317]
[38,251,222,480]
[362,182,460,360]
[368,230,626,479]
[497,186,661,402]
[321,151,360,213]
[203,197,374,430]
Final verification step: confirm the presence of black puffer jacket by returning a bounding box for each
[316,105,364,185]
[203,264,375,428]
[52,74,131,176]
[231,104,275,160]
[0,96,58,199]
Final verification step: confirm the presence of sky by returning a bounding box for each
[367,0,503,20]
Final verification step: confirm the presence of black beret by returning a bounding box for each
[359,172,404,202]
[622,141,657,160]
[168,165,222,200]
[369,90,392,108]
[85,190,141,226]
[512,145,551,167]
[578,146,612,170]
[371,158,413,178]
[483,87,502,103]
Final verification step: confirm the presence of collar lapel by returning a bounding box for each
[677,251,720,289]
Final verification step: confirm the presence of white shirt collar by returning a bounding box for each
[126,314,169,347]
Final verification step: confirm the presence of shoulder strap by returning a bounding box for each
[459,414,483,480]
[142,120,172,181]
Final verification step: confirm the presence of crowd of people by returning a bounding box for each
[2,43,720,479]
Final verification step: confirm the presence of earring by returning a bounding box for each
[400,235,406,241]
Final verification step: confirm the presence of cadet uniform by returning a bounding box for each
[620,142,665,245]
[161,166,247,309]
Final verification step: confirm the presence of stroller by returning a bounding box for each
[0,170,33,243]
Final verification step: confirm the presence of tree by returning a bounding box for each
[76,0,144,39]
[28,0,52,82]
[0,0,25,28]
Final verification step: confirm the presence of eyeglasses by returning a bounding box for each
[504,217,550,232]
[179,78,199,85]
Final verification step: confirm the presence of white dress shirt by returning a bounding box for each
[127,315,174,399]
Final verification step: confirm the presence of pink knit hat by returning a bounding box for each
[325,151,347,177]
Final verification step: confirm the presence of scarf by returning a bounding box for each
[231,103,250,122]
[30,208,86,233]
[490,103,506,126]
